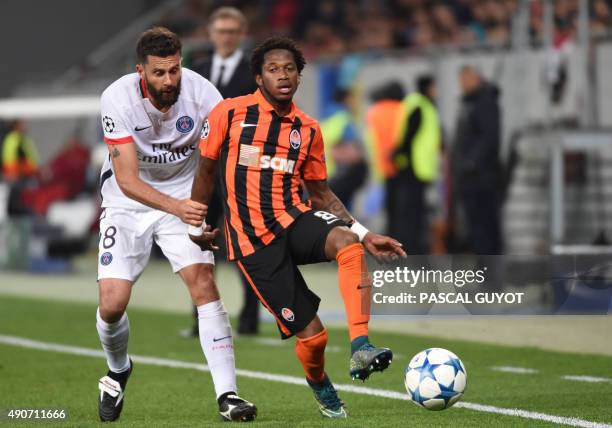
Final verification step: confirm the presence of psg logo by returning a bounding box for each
[100,252,113,266]
[289,129,301,149]
[176,115,194,134]
[281,307,295,322]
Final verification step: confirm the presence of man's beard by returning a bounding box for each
[146,77,181,108]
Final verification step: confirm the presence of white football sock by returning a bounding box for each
[96,307,130,373]
[197,300,237,398]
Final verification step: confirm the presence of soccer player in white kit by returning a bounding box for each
[95,27,256,422]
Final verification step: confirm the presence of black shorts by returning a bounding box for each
[236,210,347,339]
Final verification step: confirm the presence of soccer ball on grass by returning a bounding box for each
[404,348,467,410]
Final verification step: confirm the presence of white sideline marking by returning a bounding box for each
[491,366,539,374]
[563,375,612,384]
[1,334,611,428]
[252,337,343,353]
[251,337,405,359]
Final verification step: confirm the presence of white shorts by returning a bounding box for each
[97,207,214,282]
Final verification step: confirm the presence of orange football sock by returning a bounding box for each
[336,243,370,341]
[295,329,327,383]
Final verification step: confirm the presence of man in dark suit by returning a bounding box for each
[185,7,259,337]
[453,65,503,255]
[193,7,256,99]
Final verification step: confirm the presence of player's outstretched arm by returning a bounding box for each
[188,155,220,250]
[304,179,406,263]
[109,143,205,225]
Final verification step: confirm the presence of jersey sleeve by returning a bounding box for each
[302,124,328,181]
[199,102,228,160]
[201,79,223,118]
[100,91,133,145]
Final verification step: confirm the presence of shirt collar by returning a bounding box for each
[212,49,243,69]
[254,89,297,121]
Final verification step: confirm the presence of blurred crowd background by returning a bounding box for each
[2,0,612,274]
[166,0,612,54]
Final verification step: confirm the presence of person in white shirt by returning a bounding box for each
[96,26,256,423]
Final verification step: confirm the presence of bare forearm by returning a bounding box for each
[191,156,217,206]
[118,178,178,215]
[310,191,353,223]
[109,143,178,215]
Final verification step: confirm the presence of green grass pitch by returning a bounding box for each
[1,295,611,427]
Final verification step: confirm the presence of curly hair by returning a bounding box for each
[250,36,306,78]
[136,27,182,63]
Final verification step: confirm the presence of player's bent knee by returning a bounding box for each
[340,230,360,248]
[193,265,216,291]
[98,293,128,322]
[326,226,360,259]
[98,279,132,322]
[98,302,127,323]
[182,263,220,305]
[296,316,325,339]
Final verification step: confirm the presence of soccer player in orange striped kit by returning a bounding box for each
[190,36,406,418]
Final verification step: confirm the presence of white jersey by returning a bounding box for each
[99,68,222,210]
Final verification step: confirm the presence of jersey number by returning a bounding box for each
[102,226,117,249]
[314,211,339,225]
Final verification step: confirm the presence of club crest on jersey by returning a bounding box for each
[100,252,113,266]
[289,129,301,149]
[281,307,295,322]
[176,116,194,133]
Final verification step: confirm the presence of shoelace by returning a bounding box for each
[318,384,343,410]
[358,343,376,352]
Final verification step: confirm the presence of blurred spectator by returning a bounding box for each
[20,136,90,216]
[1,120,39,216]
[483,0,512,46]
[365,81,405,229]
[192,6,256,98]
[390,75,441,254]
[431,2,462,45]
[452,66,503,254]
[302,22,346,58]
[408,7,436,49]
[591,0,612,36]
[366,81,405,184]
[321,88,368,208]
[176,0,611,57]
[1,119,38,182]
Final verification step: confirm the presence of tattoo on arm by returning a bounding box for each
[321,194,353,224]
[306,180,354,224]
[111,147,120,158]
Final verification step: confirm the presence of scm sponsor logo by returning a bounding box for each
[260,155,295,173]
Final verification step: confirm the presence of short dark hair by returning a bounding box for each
[370,81,405,102]
[136,27,182,63]
[250,36,306,78]
[416,74,435,94]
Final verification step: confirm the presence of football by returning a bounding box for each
[404,348,467,410]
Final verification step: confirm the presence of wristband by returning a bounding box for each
[188,224,204,236]
[350,221,369,242]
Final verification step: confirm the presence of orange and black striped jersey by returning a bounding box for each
[200,89,327,260]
